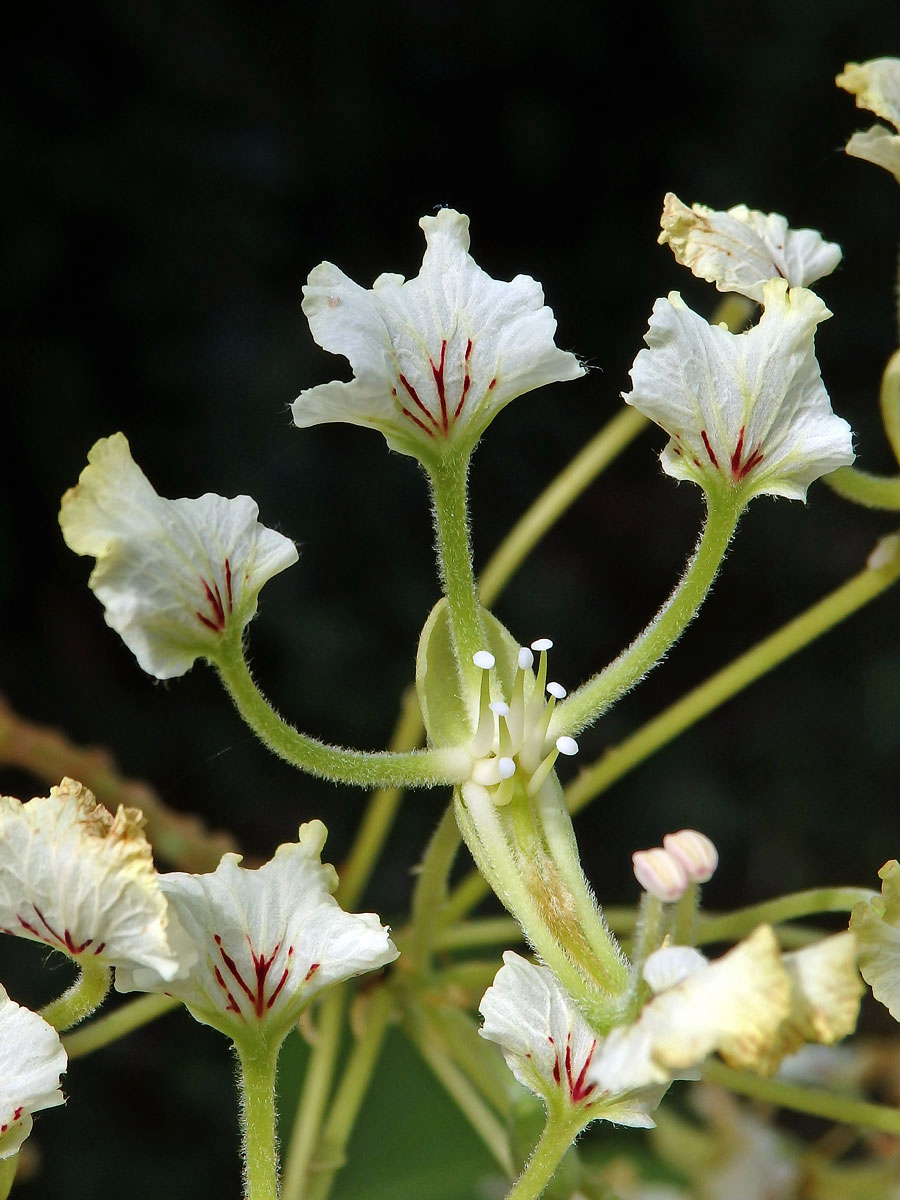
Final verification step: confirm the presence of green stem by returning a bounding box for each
[427,452,486,690]
[881,347,900,466]
[40,962,111,1032]
[409,802,462,972]
[696,887,874,944]
[702,1060,900,1133]
[0,1157,17,1200]
[237,1037,282,1200]
[405,1014,515,1177]
[281,990,347,1200]
[478,408,649,606]
[504,1111,586,1200]
[335,686,424,910]
[824,465,900,509]
[552,495,741,738]
[304,987,395,1200]
[63,994,179,1058]
[215,644,466,788]
[433,916,523,951]
[564,534,900,816]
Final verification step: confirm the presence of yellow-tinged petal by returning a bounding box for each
[659,193,841,303]
[837,59,900,183]
[0,778,187,980]
[850,859,900,1020]
[60,433,298,680]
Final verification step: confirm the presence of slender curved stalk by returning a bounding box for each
[63,994,179,1058]
[504,1111,585,1200]
[696,887,874,945]
[215,645,466,788]
[41,963,111,1032]
[702,1060,900,1133]
[825,465,900,509]
[409,802,461,971]
[427,452,486,691]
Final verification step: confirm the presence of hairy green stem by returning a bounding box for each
[215,643,466,788]
[409,802,462,972]
[237,1037,282,1200]
[696,887,874,944]
[40,962,112,1032]
[702,1060,900,1133]
[504,1111,586,1200]
[427,452,486,692]
[824,466,900,509]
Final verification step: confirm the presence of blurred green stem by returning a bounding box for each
[40,963,111,1032]
[237,1037,281,1200]
[63,994,179,1058]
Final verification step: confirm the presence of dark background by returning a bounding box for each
[2,2,900,1196]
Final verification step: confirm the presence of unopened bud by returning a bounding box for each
[662,829,718,883]
[632,847,689,902]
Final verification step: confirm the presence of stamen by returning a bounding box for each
[489,701,509,716]
[497,756,516,780]
[555,736,578,757]
[527,735,577,797]
[470,651,497,756]
[518,647,535,670]
[546,682,566,699]
[531,638,553,652]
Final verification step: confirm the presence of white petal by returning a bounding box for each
[479,952,665,1127]
[597,927,791,1093]
[837,58,900,130]
[0,779,187,980]
[293,209,584,461]
[623,281,854,502]
[0,983,67,1159]
[116,820,397,1044]
[659,194,841,303]
[60,433,298,679]
[844,126,900,183]
[850,859,900,1021]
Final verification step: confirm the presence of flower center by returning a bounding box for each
[390,338,497,438]
[468,639,578,803]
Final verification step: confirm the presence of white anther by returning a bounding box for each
[489,700,509,716]
[555,736,578,756]
[517,647,534,670]
[632,847,689,903]
[473,650,495,670]
[531,638,553,652]
[497,757,516,780]
[663,829,719,883]
[546,682,566,699]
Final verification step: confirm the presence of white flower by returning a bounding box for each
[292,209,584,464]
[837,58,900,183]
[623,280,854,502]
[850,859,900,1021]
[658,193,841,303]
[599,927,791,1093]
[116,820,397,1046]
[0,779,186,980]
[0,985,66,1159]
[60,433,298,680]
[479,951,666,1128]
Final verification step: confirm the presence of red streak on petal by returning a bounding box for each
[488,377,497,390]
[215,936,256,1006]
[304,962,320,984]
[700,430,719,468]
[267,969,290,1009]
[430,340,449,431]
[730,427,745,476]
[571,1039,598,1103]
[224,559,234,613]
[213,965,243,1015]
[400,407,435,437]
[399,373,439,428]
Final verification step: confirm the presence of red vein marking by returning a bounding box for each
[730,425,764,480]
[488,377,497,390]
[213,964,243,1015]
[454,339,473,420]
[430,339,449,431]
[567,1033,598,1103]
[700,430,719,469]
[304,962,320,984]
[197,577,228,633]
[400,407,435,436]
[20,904,94,955]
[399,373,439,428]
[224,558,234,612]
